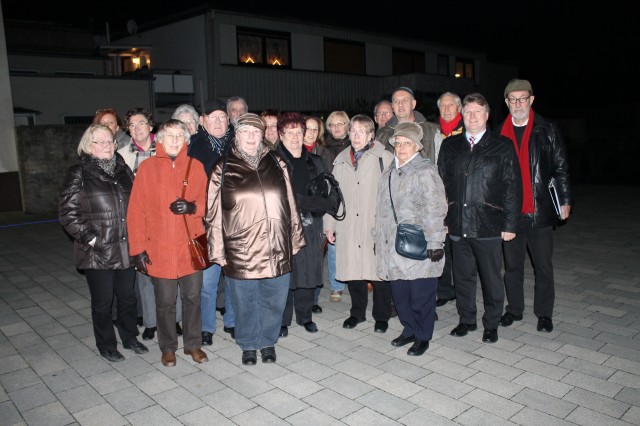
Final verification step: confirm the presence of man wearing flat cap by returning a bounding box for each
[437,93,522,344]
[376,86,442,164]
[188,98,236,347]
[497,79,572,334]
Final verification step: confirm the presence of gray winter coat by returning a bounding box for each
[376,111,442,163]
[374,155,447,281]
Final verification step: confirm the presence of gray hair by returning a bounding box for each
[437,92,462,109]
[172,104,199,122]
[77,124,114,156]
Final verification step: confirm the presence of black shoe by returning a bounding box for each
[450,323,477,337]
[136,316,143,327]
[343,316,364,329]
[391,335,415,347]
[279,326,289,337]
[435,312,439,321]
[374,321,388,333]
[202,331,213,346]
[142,327,156,340]
[260,346,276,363]
[436,297,456,307]
[304,322,318,333]
[123,339,149,354]
[537,317,554,332]
[217,307,226,316]
[500,312,523,327]
[407,339,429,356]
[223,326,235,339]
[100,349,124,362]
[242,350,257,365]
[176,322,183,336]
[312,304,323,313]
[482,328,498,343]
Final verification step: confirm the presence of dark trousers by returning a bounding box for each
[436,234,455,299]
[504,225,555,318]
[348,280,391,322]
[152,271,202,353]
[282,288,314,327]
[451,237,504,330]
[391,277,437,341]
[85,268,137,352]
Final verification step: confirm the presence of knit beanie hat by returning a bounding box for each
[389,122,423,151]
[235,113,265,133]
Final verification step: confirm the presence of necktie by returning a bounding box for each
[469,136,476,150]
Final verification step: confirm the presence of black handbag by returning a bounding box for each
[306,171,345,220]
[389,173,428,260]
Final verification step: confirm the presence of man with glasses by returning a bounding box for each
[188,98,236,346]
[260,108,281,150]
[376,86,442,164]
[373,100,394,130]
[497,79,572,333]
[227,96,248,127]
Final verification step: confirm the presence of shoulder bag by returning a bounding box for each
[182,157,213,270]
[389,173,428,260]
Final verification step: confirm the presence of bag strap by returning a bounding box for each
[379,156,384,173]
[388,173,398,224]
[181,157,194,238]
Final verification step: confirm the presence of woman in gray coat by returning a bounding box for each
[373,122,447,356]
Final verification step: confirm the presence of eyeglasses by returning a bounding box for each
[206,113,228,122]
[328,122,345,128]
[348,130,369,137]
[237,129,262,137]
[375,111,393,117]
[265,125,277,130]
[283,130,304,138]
[128,121,149,129]
[306,128,319,133]
[394,141,415,149]
[92,140,116,146]
[507,96,531,105]
[163,133,186,141]
[181,119,196,125]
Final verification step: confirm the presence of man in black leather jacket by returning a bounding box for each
[437,93,522,344]
[497,79,572,333]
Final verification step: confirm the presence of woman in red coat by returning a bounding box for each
[127,119,208,367]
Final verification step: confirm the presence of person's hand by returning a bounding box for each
[560,205,571,220]
[170,198,196,215]
[133,251,152,274]
[427,249,444,262]
[324,230,335,244]
[502,232,516,241]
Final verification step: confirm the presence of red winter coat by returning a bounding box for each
[127,142,207,279]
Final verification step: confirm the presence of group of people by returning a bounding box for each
[59,77,572,367]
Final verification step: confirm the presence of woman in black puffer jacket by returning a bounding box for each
[59,124,148,362]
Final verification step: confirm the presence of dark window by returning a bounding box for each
[392,49,425,75]
[455,58,474,79]
[237,27,290,68]
[437,54,449,76]
[324,39,365,75]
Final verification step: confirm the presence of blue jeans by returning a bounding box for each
[224,285,235,327]
[226,273,290,351]
[201,263,222,333]
[327,243,345,292]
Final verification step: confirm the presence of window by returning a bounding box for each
[392,49,425,75]
[237,27,290,67]
[324,39,365,75]
[454,57,474,79]
[437,54,449,76]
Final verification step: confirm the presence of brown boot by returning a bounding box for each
[184,348,208,363]
[161,352,176,367]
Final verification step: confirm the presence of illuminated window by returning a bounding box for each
[237,28,290,68]
[455,57,474,79]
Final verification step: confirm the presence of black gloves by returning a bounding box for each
[133,251,152,274]
[170,198,196,215]
[427,249,445,262]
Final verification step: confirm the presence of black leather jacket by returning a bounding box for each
[496,113,572,229]
[437,131,522,238]
[59,153,134,270]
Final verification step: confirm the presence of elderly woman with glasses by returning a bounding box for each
[205,113,305,366]
[373,122,447,356]
[59,124,148,363]
[324,114,394,333]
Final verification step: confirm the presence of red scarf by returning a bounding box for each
[304,142,316,153]
[439,113,462,137]
[500,109,535,214]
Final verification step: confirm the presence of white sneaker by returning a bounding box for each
[330,290,342,302]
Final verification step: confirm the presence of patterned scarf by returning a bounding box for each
[350,141,373,170]
[235,141,265,169]
[207,126,233,156]
[500,108,535,214]
[91,156,116,177]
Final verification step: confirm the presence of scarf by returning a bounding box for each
[500,109,535,214]
[91,156,117,177]
[304,142,316,153]
[207,126,233,156]
[350,141,372,170]
[439,113,462,137]
[235,141,265,168]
